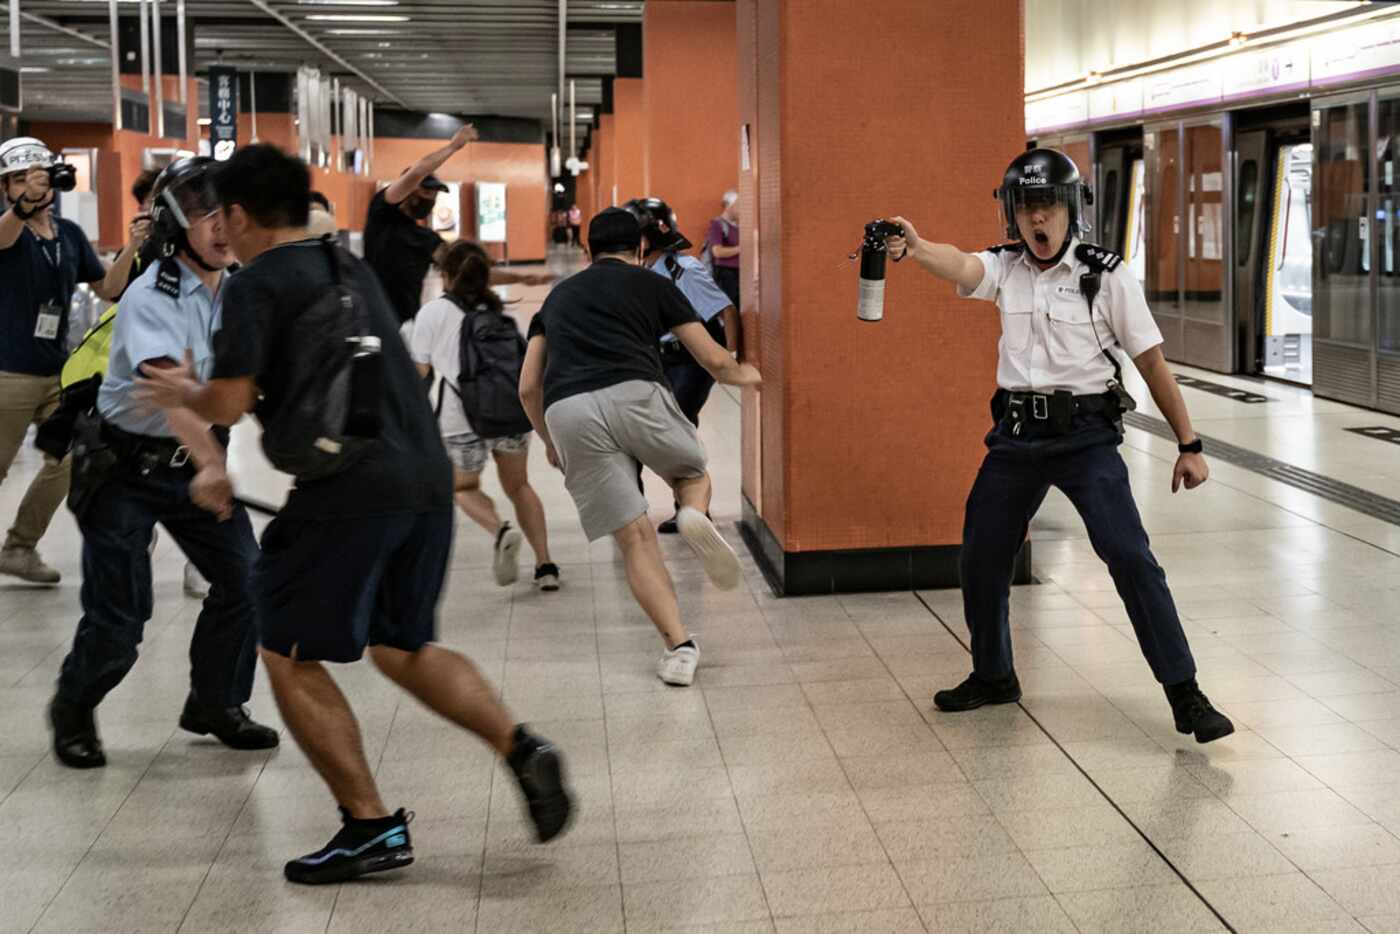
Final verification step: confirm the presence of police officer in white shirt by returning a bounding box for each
[885,148,1234,744]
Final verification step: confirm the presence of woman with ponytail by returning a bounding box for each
[410,239,559,591]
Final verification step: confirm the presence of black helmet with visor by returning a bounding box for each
[150,156,222,267]
[994,147,1093,242]
[623,196,692,254]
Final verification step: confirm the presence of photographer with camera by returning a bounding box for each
[0,136,146,584]
[47,156,279,770]
[882,147,1233,745]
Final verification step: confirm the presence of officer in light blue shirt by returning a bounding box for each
[624,196,739,533]
[49,157,278,772]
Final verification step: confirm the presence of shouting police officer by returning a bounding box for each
[886,148,1234,744]
[624,197,739,534]
[49,157,278,769]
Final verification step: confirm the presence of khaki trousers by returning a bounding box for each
[0,372,72,550]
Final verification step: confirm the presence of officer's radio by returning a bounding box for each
[855,219,905,322]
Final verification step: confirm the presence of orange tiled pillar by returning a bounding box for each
[736,0,1026,594]
[612,77,648,204]
[643,0,739,251]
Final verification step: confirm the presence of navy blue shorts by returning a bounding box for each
[253,508,453,663]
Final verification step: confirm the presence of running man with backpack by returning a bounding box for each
[411,239,558,591]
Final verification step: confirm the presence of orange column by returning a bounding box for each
[643,0,739,250]
[737,0,1025,594]
[611,78,648,205]
[595,114,615,213]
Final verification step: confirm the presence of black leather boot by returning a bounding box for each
[1165,679,1235,744]
[49,696,105,769]
[179,694,280,750]
[933,672,1022,712]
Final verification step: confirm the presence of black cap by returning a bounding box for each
[421,174,449,193]
[588,207,642,254]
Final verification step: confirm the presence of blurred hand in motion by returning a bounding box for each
[191,466,234,521]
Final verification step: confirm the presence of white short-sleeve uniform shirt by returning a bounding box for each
[957,238,1163,396]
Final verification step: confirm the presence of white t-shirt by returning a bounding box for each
[410,295,471,437]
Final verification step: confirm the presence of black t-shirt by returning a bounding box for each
[211,239,453,519]
[0,218,105,376]
[363,189,442,324]
[526,258,701,410]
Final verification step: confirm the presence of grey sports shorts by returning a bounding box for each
[545,380,707,540]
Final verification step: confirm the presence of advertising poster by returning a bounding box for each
[476,182,507,243]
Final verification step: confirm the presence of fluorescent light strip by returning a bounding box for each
[305,13,408,21]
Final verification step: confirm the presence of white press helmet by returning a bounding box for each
[0,137,55,181]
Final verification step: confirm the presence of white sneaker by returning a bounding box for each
[657,642,699,687]
[677,507,741,591]
[493,522,523,586]
[183,562,210,599]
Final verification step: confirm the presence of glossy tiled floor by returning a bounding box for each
[4,255,1400,931]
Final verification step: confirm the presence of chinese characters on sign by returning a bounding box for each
[208,66,238,162]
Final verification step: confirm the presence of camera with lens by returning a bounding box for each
[855,219,904,322]
[47,162,78,193]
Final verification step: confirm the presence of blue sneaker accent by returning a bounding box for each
[284,808,416,885]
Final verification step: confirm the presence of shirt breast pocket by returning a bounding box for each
[999,307,1034,354]
[1046,301,1102,364]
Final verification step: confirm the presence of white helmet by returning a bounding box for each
[0,137,55,180]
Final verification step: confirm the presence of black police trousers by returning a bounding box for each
[664,356,716,427]
[57,461,260,710]
[960,414,1196,686]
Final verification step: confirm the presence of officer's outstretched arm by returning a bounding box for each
[885,216,984,292]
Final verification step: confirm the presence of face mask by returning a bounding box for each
[406,197,434,221]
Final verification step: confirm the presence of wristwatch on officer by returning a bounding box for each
[1178,438,1203,455]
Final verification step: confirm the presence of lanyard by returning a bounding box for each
[32,228,62,270]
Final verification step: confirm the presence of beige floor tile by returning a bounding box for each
[1312,864,1400,916]
[746,821,886,873]
[973,772,1105,813]
[873,813,1018,861]
[917,896,1076,933]
[1056,883,1225,933]
[1198,873,1352,929]
[624,875,770,928]
[895,852,1047,904]
[618,834,756,884]
[727,758,850,801]
[1025,841,1178,892]
[760,863,909,918]
[838,750,964,789]
[995,804,1142,850]
[854,782,990,824]
[772,908,923,933]
[1269,824,1400,872]
[1225,788,1374,834]
[1158,831,1296,881]
[474,881,624,933]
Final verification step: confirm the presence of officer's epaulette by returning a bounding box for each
[985,242,1024,255]
[1075,243,1123,273]
[155,257,183,299]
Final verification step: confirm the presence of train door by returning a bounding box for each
[1234,116,1314,384]
[1312,91,1375,408]
[1095,139,1146,289]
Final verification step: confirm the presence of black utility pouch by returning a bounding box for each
[68,411,118,519]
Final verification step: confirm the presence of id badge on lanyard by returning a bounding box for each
[33,236,64,341]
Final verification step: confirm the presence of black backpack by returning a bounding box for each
[440,294,533,439]
[259,240,384,481]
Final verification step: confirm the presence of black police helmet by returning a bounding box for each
[150,156,221,257]
[623,196,692,254]
[994,147,1093,241]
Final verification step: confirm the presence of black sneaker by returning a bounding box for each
[534,563,561,592]
[506,725,572,843]
[1165,679,1235,744]
[657,516,680,535]
[284,808,415,885]
[933,672,1022,712]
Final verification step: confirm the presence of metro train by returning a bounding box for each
[1033,80,1400,416]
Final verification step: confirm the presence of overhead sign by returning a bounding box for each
[476,181,507,244]
[208,65,238,161]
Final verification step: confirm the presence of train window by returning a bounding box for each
[1236,160,1258,266]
